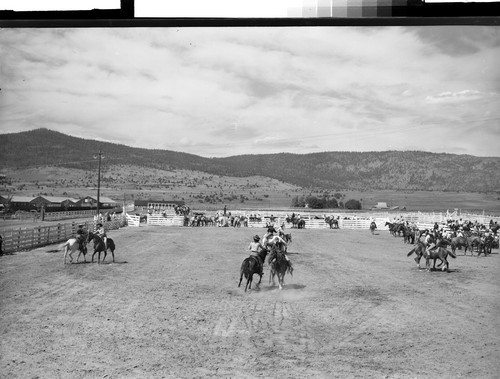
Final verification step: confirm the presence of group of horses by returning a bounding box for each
[386,220,497,257]
[186,214,250,227]
[239,240,293,292]
[382,220,498,272]
[285,215,306,229]
[324,215,340,229]
[61,231,116,264]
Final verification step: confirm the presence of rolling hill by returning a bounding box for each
[1,128,499,193]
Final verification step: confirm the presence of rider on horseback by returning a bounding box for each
[425,231,437,257]
[248,235,266,275]
[96,223,107,251]
[75,224,86,253]
[265,231,292,268]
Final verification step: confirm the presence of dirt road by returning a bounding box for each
[1,226,499,378]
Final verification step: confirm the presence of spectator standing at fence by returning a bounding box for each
[0,234,3,255]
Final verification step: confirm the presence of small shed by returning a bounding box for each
[372,202,389,210]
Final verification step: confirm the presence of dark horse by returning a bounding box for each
[403,227,416,244]
[238,249,268,292]
[282,233,292,244]
[385,222,398,236]
[325,216,339,229]
[478,234,494,257]
[369,221,377,235]
[407,240,428,268]
[268,244,293,290]
[286,215,305,229]
[407,239,456,271]
[425,246,456,272]
[450,236,469,255]
[88,231,116,264]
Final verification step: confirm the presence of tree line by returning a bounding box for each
[290,195,361,210]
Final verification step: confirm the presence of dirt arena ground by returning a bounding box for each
[1,226,499,379]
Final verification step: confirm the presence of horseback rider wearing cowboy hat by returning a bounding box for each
[96,222,107,251]
[248,235,266,276]
[75,223,86,253]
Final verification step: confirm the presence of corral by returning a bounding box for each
[1,226,499,378]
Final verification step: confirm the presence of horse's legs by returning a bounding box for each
[76,250,81,263]
[111,250,115,263]
[246,274,252,292]
[269,270,276,286]
[64,247,69,264]
[441,258,449,271]
[256,273,263,287]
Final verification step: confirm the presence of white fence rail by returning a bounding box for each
[147,214,184,227]
[126,213,141,227]
[134,208,500,230]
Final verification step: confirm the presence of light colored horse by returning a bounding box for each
[60,238,87,264]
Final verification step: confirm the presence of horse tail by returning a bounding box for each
[407,247,416,257]
[448,249,457,259]
[240,258,252,278]
[58,241,69,251]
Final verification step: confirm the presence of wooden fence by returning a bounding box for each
[1,217,127,254]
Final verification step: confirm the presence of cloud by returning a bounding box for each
[426,90,484,103]
[0,26,499,157]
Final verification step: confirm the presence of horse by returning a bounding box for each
[325,216,339,229]
[407,240,427,268]
[297,219,306,229]
[369,221,377,235]
[385,222,398,236]
[282,233,292,244]
[61,235,87,264]
[425,246,456,272]
[268,244,293,290]
[238,248,268,292]
[467,236,482,255]
[450,236,469,255]
[406,236,439,267]
[477,235,494,257]
[402,227,416,244]
[87,231,116,264]
[286,215,297,228]
[393,223,406,237]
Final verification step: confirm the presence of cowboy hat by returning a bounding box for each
[253,235,260,241]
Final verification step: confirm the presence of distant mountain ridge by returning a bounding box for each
[1,128,499,192]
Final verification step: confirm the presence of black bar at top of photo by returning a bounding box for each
[0,0,499,27]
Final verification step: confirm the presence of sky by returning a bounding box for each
[0,25,499,158]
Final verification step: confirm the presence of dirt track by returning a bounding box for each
[1,226,499,378]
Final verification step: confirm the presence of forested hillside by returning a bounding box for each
[1,128,499,192]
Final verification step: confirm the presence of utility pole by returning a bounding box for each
[94,150,103,217]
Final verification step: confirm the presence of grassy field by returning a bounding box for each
[2,165,499,214]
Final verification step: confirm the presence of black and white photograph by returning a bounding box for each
[1,3,499,378]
